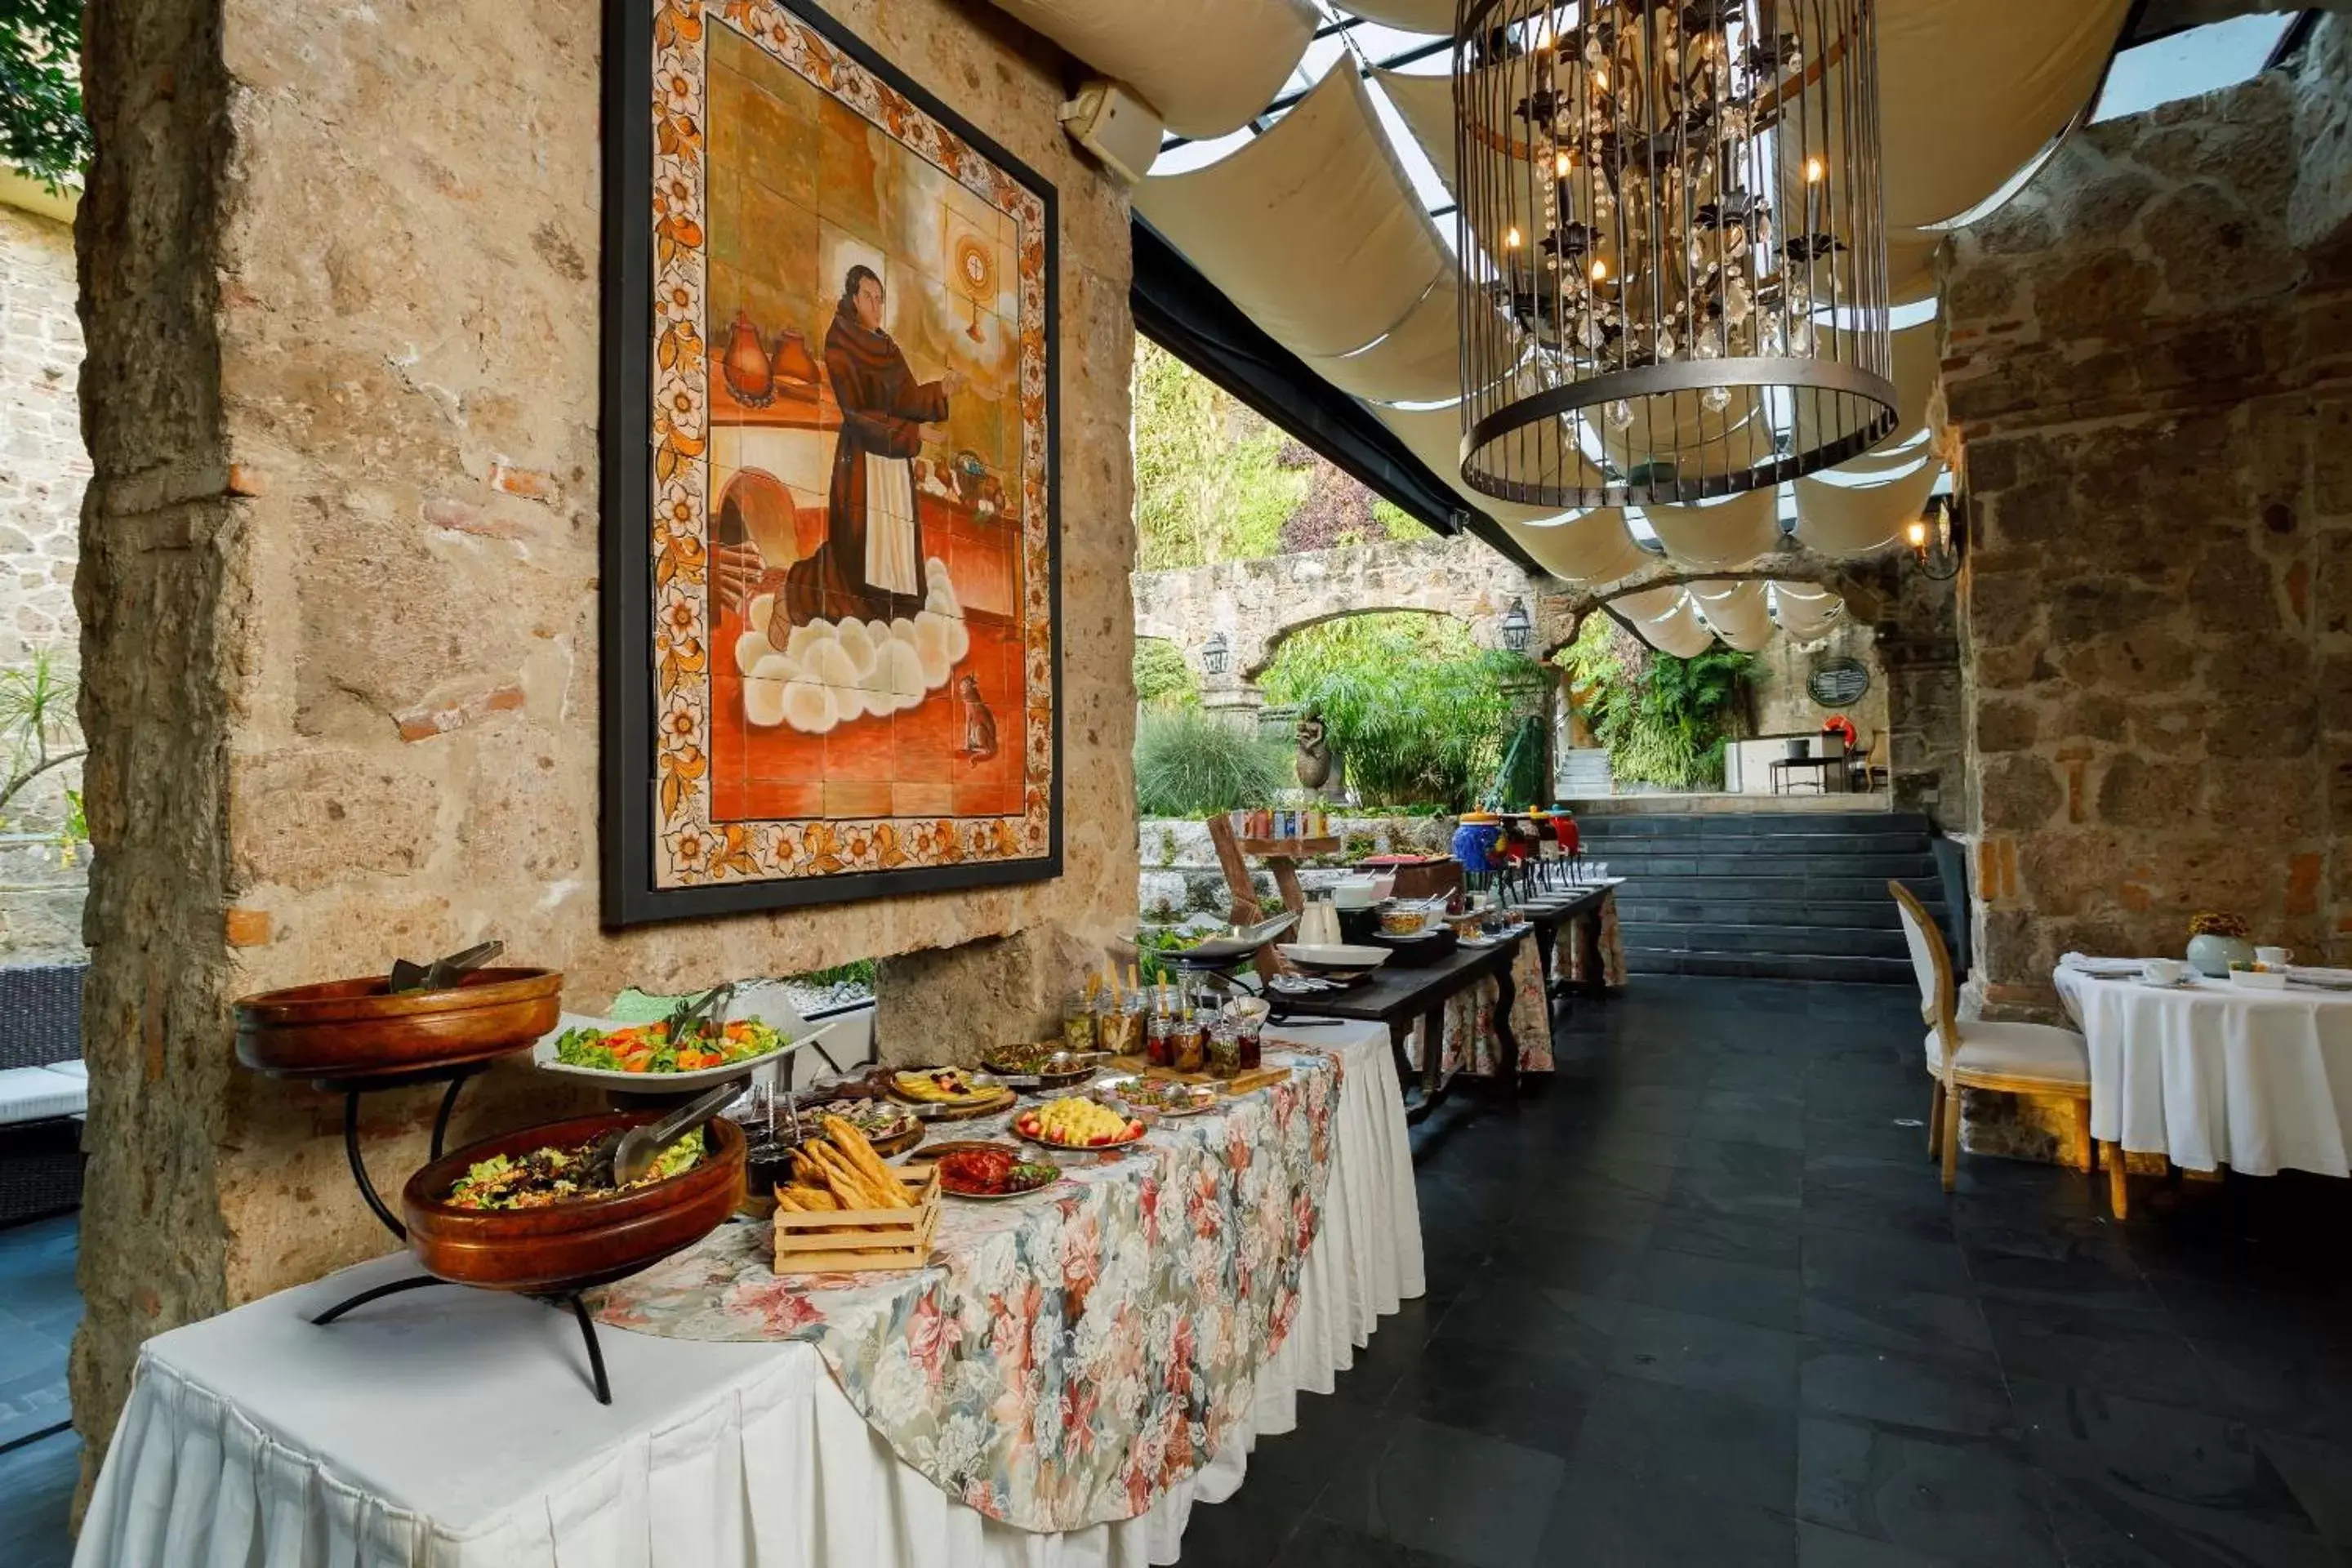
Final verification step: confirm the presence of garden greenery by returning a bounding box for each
[1561,614,1754,791]
[1132,340,1308,571]
[2,1,87,191]
[1133,636,1200,710]
[1261,614,1541,810]
[1133,707,1289,818]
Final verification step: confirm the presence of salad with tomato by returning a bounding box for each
[552,1017,788,1075]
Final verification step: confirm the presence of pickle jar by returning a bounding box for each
[1061,993,1098,1055]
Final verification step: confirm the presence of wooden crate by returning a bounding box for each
[773,1165,941,1274]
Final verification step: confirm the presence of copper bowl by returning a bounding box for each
[234,968,563,1081]
[400,1112,746,1294]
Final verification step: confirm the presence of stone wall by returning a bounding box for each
[0,192,92,962]
[1744,617,1890,746]
[73,0,1136,1483]
[1944,19,2352,1020]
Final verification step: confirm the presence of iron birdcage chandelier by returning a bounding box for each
[1454,0,1896,509]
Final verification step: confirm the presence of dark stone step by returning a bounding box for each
[1615,873,1945,904]
[1592,851,1939,879]
[1574,812,1931,839]
[1579,830,1934,856]
[1623,948,1915,985]
[1617,898,1932,930]
[1619,922,1911,959]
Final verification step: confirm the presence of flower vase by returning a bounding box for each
[2185,933,2254,978]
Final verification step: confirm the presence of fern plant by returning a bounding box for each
[1561,614,1753,791]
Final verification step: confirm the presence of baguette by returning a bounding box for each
[806,1142,890,1211]
[822,1116,907,1204]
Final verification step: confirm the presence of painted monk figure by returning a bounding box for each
[783,265,962,626]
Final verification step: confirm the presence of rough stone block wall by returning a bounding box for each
[0,199,92,961]
[1944,20,2352,1021]
[73,0,1136,1486]
[1744,617,1889,745]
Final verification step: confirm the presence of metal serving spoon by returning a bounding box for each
[593,1080,740,1188]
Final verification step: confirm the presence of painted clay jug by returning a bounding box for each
[722,310,775,407]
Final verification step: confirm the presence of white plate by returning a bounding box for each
[2228,970,2290,991]
[1277,943,1392,970]
[532,1009,838,1089]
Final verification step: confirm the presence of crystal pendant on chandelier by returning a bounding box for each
[1454,0,1897,508]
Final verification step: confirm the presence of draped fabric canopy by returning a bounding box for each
[1773,581,1846,643]
[984,0,1316,139]
[1105,1,2137,649]
[1690,580,1775,653]
[1136,66,1452,358]
[1500,507,1650,582]
[1642,488,1783,571]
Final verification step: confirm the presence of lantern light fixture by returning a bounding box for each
[1499,596,1533,653]
[1200,630,1230,676]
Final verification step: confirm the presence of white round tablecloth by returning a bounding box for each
[2055,964,2352,1177]
[73,1021,1423,1568]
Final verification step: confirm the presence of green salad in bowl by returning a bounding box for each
[551,1017,789,1076]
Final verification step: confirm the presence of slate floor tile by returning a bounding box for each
[2009,1377,2321,1539]
[1609,1300,1804,1408]
[1628,1246,1803,1332]
[1570,1374,1798,1512]
[1982,1299,2223,1411]
[1800,1340,2020,1438]
[1384,1333,1608,1458]
[1540,1459,1799,1567]
[1312,1416,1566,1568]
[1796,1416,2060,1568]
[1651,1205,1803,1269]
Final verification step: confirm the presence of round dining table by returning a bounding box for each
[2053,960,2352,1185]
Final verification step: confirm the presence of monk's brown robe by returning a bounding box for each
[784,300,950,626]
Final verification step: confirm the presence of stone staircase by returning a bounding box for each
[1576,808,1953,985]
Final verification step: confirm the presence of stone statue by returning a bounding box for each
[1294,713,1334,791]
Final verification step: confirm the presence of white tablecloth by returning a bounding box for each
[2055,965,2352,1176]
[74,1022,1421,1568]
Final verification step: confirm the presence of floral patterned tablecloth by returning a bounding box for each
[593,1047,1343,1532]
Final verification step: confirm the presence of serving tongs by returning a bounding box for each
[387,940,504,994]
[662,982,737,1048]
[589,1080,740,1187]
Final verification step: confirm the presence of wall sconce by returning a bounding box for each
[1200,631,1229,677]
[1499,597,1532,653]
[1908,496,1961,581]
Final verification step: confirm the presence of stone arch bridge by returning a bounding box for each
[1131,536,1578,715]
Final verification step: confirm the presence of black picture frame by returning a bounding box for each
[599,0,1063,927]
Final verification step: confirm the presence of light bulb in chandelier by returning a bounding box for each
[1504,225,1523,250]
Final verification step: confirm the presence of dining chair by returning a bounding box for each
[1888,881,2096,1193]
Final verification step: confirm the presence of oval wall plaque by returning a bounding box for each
[1807,657,1870,709]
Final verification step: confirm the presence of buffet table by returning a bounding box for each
[74,1021,1421,1568]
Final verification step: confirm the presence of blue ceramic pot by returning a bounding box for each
[1450,821,1502,875]
[2185,933,2255,978]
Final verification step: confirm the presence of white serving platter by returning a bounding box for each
[531,1009,840,1089]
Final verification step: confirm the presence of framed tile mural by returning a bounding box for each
[602,0,1062,924]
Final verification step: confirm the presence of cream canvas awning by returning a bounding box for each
[1794,457,1943,555]
[1634,595,1717,658]
[1300,274,1470,405]
[987,0,1317,139]
[1500,507,1650,582]
[1642,487,1783,571]
[1138,65,1453,359]
[1691,580,1775,653]
[1773,581,1847,643]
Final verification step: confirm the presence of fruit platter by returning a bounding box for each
[884,1065,1017,1119]
[1014,1096,1152,1150]
[918,1141,1066,1201]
